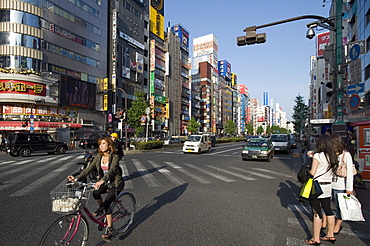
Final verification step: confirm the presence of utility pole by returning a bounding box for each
[334,0,344,123]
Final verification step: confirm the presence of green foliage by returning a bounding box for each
[127,92,151,137]
[216,137,244,144]
[186,117,200,134]
[131,140,164,150]
[224,120,237,136]
[270,125,289,134]
[292,94,310,134]
[256,125,264,135]
[245,122,254,135]
[266,125,272,135]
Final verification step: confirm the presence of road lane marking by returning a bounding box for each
[287,204,311,214]
[0,156,75,192]
[165,162,211,184]
[229,167,275,179]
[132,159,161,187]
[207,166,257,181]
[10,156,76,196]
[148,160,186,186]
[120,159,133,189]
[208,147,243,155]
[0,161,16,166]
[251,168,291,178]
[185,163,236,182]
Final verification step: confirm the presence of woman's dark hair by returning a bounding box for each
[315,134,338,172]
[330,133,345,154]
[97,137,116,156]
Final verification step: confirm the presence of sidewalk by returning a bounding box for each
[354,183,370,217]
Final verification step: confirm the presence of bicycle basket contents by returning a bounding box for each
[51,185,89,214]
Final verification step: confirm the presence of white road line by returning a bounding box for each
[229,167,276,179]
[148,160,186,186]
[287,204,311,214]
[165,162,211,184]
[132,159,161,187]
[10,157,76,197]
[209,147,243,155]
[0,160,16,166]
[0,156,75,192]
[11,159,37,165]
[0,157,59,179]
[120,159,133,189]
[251,168,292,178]
[207,166,257,181]
[185,163,236,182]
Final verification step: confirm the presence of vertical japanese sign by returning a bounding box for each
[111,9,117,91]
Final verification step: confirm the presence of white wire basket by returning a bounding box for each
[51,185,90,214]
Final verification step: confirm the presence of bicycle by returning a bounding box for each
[39,182,135,245]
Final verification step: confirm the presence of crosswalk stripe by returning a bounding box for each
[207,165,257,181]
[229,166,276,179]
[287,204,311,214]
[251,167,291,178]
[120,159,133,189]
[0,157,73,192]
[11,159,35,165]
[10,156,76,197]
[164,162,211,184]
[0,160,16,166]
[0,156,60,180]
[185,163,236,182]
[209,147,241,155]
[131,159,161,187]
[148,160,186,186]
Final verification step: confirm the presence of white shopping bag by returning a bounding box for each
[337,193,365,221]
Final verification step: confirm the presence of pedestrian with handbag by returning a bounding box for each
[304,135,338,245]
[330,133,354,234]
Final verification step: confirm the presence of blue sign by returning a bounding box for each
[30,126,34,131]
[350,44,361,60]
[349,94,361,110]
[347,83,364,94]
[30,115,34,119]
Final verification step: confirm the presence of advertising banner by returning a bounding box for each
[0,80,46,96]
[172,24,189,51]
[149,5,164,40]
[317,31,330,57]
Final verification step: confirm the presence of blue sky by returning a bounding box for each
[165,0,331,120]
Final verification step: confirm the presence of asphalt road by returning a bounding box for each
[0,143,369,246]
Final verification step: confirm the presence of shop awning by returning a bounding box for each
[0,121,82,131]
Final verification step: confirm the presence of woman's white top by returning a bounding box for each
[313,152,334,198]
[331,151,354,191]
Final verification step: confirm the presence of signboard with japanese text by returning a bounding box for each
[317,31,330,57]
[0,80,46,96]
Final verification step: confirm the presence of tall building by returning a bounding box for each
[0,0,109,143]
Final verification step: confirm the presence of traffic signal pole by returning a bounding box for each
[334,0,344,123]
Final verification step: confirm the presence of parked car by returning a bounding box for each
[79,139,99,149]
[7,133,68,157]
[270,134,291,153]
[163,137,182,145]
[241,138,274,162]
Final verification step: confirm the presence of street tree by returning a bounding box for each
[246,122,254,135]
[127,92,151,137]
[292,94,310,136]
[224,120,237,136]
[257,125,264,135]
[186,117,200,134]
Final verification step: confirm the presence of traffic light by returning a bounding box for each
[119,110,126,119]
[237,26,266,46]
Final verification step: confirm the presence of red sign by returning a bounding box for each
[317,31,330,57]
[0,80,46,96]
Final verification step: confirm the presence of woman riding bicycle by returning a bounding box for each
[68,136,124,241]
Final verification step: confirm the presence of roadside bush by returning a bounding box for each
[134,140,164,150]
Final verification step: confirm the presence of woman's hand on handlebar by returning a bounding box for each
[67,176,75,182]
[94,180,105,190]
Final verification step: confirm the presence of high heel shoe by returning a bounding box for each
[305,238,321,245]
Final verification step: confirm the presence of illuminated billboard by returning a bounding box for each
[317,31,330,57]
[218,60,231,80]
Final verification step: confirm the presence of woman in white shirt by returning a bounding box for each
[305,135,338,245]
[330,133,354,234]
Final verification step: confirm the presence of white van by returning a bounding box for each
[270,134,291,154]
[182,135,212,154]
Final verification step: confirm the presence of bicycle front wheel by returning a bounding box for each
[111,192,136,234]
[39,214,89,246]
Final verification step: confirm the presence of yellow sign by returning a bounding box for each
[103,94,108,111]
[149,6,164,40]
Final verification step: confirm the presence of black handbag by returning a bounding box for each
[297,164,311,184]
[310,180,323,199]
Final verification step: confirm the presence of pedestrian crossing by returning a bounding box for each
[1,153,294,197]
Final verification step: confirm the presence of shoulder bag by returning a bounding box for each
[336,152,357,177]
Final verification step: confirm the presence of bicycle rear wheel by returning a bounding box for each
[39,214,89,246]
[111,192,136,234]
